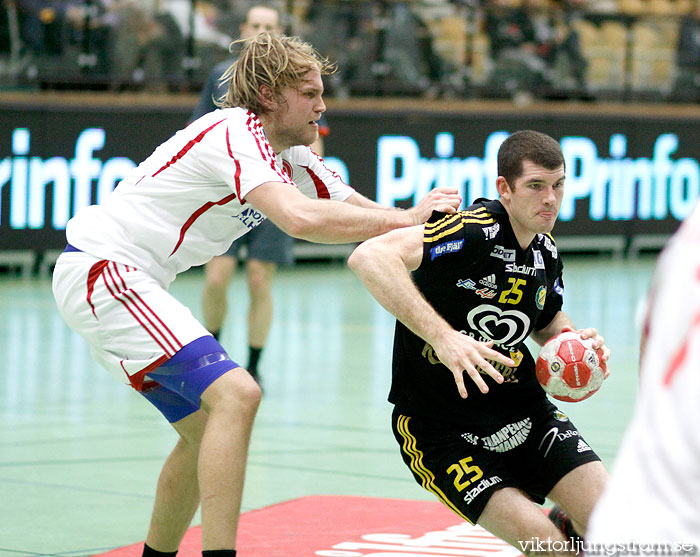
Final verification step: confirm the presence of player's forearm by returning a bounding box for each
[532,311,575,345]
[283,199,417,244]
[348,241,452,345]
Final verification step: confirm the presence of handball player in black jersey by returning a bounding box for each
[348,130,611,552]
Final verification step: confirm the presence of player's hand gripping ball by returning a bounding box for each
[535,331,607,402]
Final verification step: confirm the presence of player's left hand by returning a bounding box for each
[563,326,611,378]
[409,187,462,224]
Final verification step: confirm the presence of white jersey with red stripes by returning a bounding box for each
[66,107,354,288]
[588,202,700,547]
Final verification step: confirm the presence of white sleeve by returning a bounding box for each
[284,146,356,202]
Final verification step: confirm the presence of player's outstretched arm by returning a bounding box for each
[246,182,460,244]
[344,187,462,223]
[348,226,513,398]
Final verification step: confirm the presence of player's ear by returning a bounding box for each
[496,176,511,199]
[259,85,278,112]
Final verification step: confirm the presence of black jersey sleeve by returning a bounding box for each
[534,234,565,330]
[419,207,499,271]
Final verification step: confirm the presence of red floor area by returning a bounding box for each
[95,495,522,556]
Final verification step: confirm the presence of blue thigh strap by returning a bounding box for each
[140,336,240,423]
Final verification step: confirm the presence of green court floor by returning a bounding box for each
[0,254,656,556]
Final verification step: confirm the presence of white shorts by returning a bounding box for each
[52,251,211,390]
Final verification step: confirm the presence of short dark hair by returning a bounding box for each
[497,130,565,188]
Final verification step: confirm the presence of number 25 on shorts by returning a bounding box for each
[446,456,483,492]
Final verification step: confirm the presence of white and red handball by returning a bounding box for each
[535,331,607,402]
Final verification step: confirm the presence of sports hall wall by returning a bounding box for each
[1,94,699,257]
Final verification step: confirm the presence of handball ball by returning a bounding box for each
[535,331,606,402]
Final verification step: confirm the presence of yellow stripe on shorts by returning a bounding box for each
[396,414,473,523]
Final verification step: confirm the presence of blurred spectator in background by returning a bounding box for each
[529,0,588,94]
[13,0,112,68]
[305,0,444,97]
[7,1,184,89]
[380,0,445,95]
[110,2,184,90]
[303,0,375,97]
[674,0,700,102]
[484,0,587,99]
[485,0,551,97]
[165,0,231,51]
[1,1,15,57]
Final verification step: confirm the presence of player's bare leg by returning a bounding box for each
[202,256,237,336]
[547,461,609,536]
[145,410,208,551]
[478,487,572,555]
[198,368,261,549]
[245,259,276,378]
[246,259,276,348]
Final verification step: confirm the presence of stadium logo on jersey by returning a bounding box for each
[506,263,538,276]
[533,250,545,269]
[536,286,547,309]
[466,304,531,348]
[482,223,500,240]
[490,245,516,262]
[539,234,558,259]
[456,278,497,299]
[430,239,464,260]
[463,476,503,505]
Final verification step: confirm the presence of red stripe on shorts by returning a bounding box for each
[86,260,110,318]
[101,263,180,356]
[121,355,169,391]
[110,263,182,353]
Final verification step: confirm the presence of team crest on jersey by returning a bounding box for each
[430,239,464,260]
[482,223,500,240]
[554,410,568,422]
[281,159,293,179]
[535,286,547,309]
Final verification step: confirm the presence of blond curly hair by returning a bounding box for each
[218,32,336,113]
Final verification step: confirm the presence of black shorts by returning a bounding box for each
[391,401,601,524]
[225,219,294,265]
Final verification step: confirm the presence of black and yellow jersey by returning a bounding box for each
[389,198,564,425]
